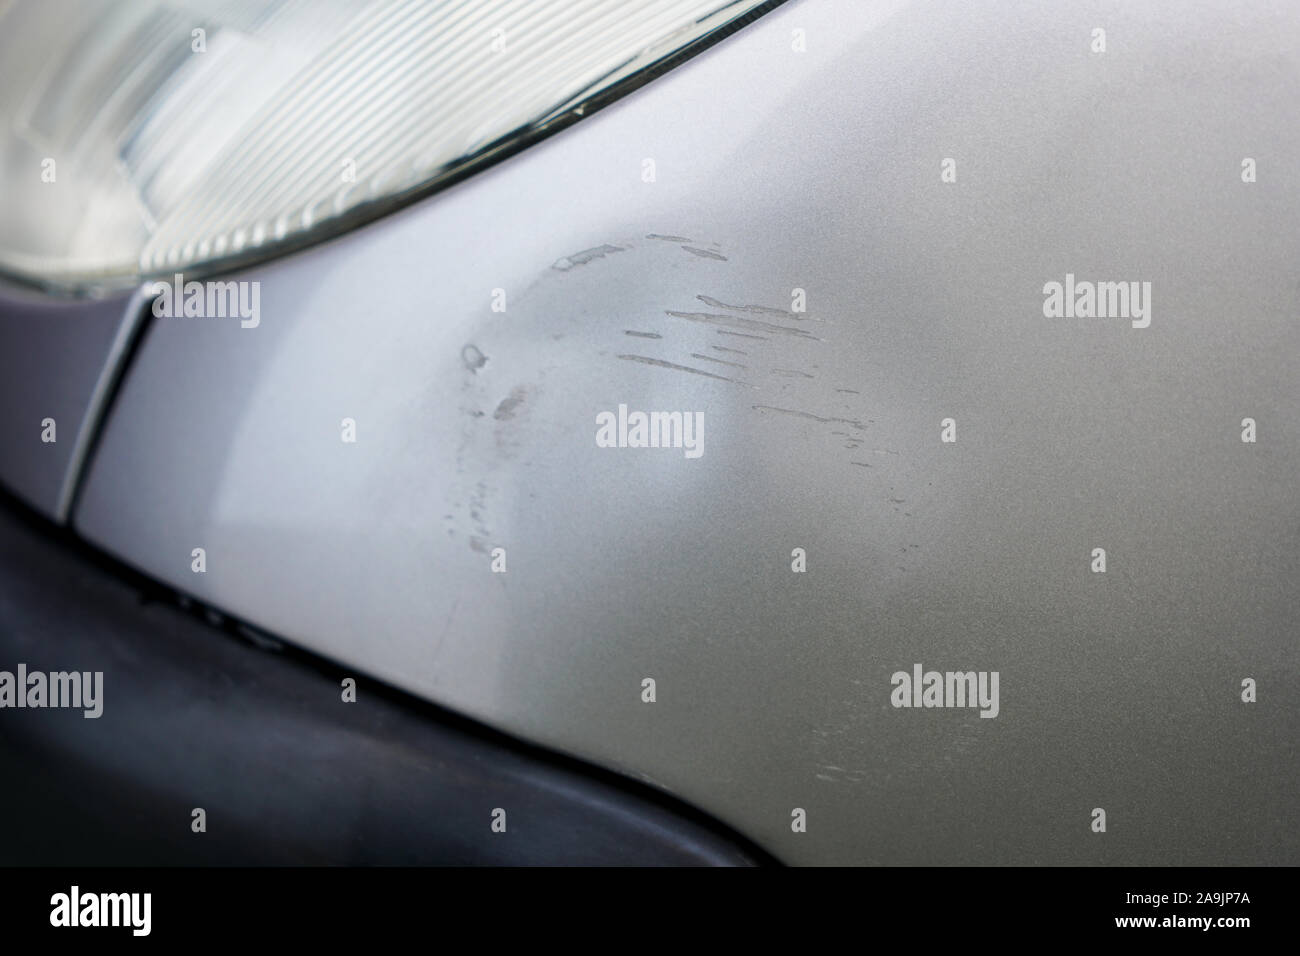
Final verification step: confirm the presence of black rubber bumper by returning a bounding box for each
[0,496,773,866]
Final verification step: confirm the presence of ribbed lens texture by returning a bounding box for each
[0,0,768,289]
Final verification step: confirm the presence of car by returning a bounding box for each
[0,0,1296,871]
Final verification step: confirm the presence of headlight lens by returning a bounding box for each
[0,0,773,292]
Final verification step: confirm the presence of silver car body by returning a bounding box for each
[3,0,1297,864]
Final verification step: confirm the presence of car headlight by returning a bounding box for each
[0,0,774,293]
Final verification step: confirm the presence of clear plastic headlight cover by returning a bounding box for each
[0,0,775,292]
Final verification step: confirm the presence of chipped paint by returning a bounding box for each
[493,387,527,421]
[551,243,625,271]
[680,245,728,261]
[461,344,487,372]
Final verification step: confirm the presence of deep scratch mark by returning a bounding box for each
[836,388,860,395]
[681,246,728,261]
[697,294,797,318]
[618,354,750,386]
[624,330,662,339]
[772,368,815,379]
[711,345,747,355]
[667,310,820,340]
[646,233,692,242]
[751,405,867,430]
[716,329,769,341]
[690,352,747,369]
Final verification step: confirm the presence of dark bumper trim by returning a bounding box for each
[0,492,777,866]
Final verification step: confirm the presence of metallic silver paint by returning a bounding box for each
[72,0,1298,863]
[0,283,144,520]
